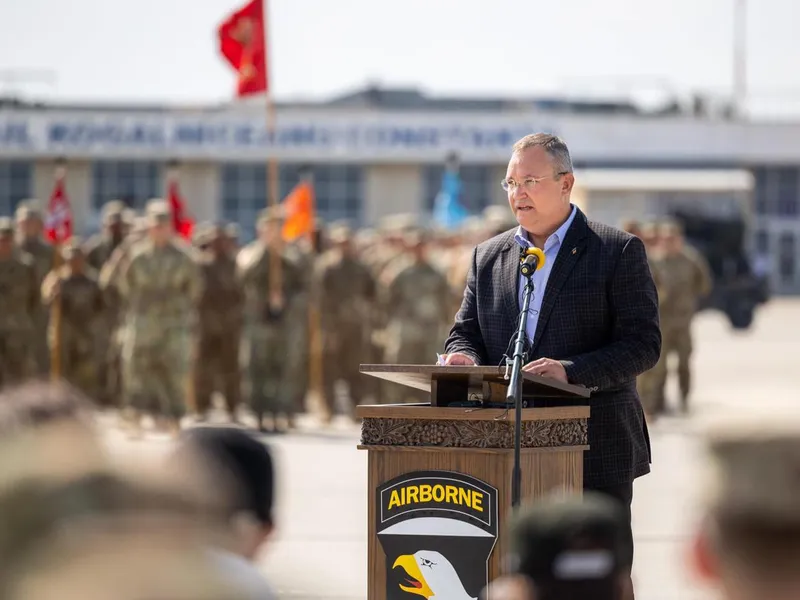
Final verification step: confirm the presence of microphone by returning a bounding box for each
[519,247,546,278]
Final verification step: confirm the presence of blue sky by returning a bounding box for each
[0,0,797,117]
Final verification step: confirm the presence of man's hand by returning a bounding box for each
[522,357,568,382]
[442,352,476,366]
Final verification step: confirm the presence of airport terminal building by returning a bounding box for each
[1,86,800,294]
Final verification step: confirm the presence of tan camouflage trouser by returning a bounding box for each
[0,331,33,388]
[122,330,190,419]
[639,324,693,415]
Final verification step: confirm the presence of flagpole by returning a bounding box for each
[50,159,66,382]
[263,0,282,311]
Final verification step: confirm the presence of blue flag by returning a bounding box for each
[433,170,469,229]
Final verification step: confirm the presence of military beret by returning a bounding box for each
[0,217,14,236]
[703,412,800,526]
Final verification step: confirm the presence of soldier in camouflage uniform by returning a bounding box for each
[380,229,453,404]
[237,206,305,432]
[83,200,127,406]
[312,223,377,421]
[192,223,244,422]
[631,222,670,418]
[98,216,149,406]
[15,203,55,376]
[0,218,39,387]
[41,239,105,399]
[651,220,712,414]
[115,201,201,434]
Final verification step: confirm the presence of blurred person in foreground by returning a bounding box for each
[0,467,252,600]
[172,426,278,599]
[484,492,631,600]
[690,414,800,600]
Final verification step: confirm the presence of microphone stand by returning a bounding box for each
[507,266,536,510]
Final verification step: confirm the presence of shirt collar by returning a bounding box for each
[514,204,577,251]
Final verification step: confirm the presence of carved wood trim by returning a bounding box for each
[360,417,588,449]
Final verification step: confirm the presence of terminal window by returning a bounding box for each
[0,161,32,217]
[91,161,163,214]
[754,167,800,216]
[221,163,364,241]
[423,165,495,214]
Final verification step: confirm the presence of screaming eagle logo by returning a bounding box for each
[376,471,498,600]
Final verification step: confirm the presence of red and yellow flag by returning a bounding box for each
[218,0,268,97]
[282,181,315,242]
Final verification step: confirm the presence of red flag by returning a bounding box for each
[282,181,315,242]
[44,175,72,244]
[168,180,194,239]
[218,0,268,97]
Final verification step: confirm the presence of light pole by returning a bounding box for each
[733,0,747,117]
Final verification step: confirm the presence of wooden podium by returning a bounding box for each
[356,365,591,600]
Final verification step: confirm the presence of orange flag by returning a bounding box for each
[281,181,315,241]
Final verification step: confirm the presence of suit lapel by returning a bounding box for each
[498,237,520,330]
[530,209,590,352]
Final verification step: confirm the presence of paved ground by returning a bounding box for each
[102,299,799,600]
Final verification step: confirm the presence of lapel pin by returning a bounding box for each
[571,247,577,255]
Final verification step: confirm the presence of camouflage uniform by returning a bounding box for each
[98,217,149,406]
[193,225,244,419]
[15,204,56,376]
[380,232,452,404]
[0,219,39,387]
[83,201,127,406]
[116,202,201,422]
[283,238,314,415]
[41,241,105,399]
[312,224,377,420]
[651,224,712,412]
[237,208,305,431]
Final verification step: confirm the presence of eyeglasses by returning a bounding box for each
[501,172,570,192]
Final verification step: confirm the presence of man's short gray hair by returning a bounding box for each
[512,133,573,174]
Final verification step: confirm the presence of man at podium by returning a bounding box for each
[441,133,661,590]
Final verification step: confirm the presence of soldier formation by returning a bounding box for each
[622,218,713,421]
[0,196,520,436]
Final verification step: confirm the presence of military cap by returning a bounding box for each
[0,217,14,237]
[703,413,800,525]
[60,237,85,260]
[507,492,630,585]
[657,218,683,236]
[122,208,137,225]
[191,222,212,247]
[328,221,352,243]
[224,222,240,240]
[101,200,126,223]
[145,199,172,224]
[380,213,417,233]
[15,202,43,221]
[257,204,286,225]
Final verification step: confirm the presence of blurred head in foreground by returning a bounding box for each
[0,381,104,485]
[0,469,250,600]
[691,414,800,600]
[173,427,276,562]
[497,492,630,600]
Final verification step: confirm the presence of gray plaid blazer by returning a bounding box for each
[444,207,660,487]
